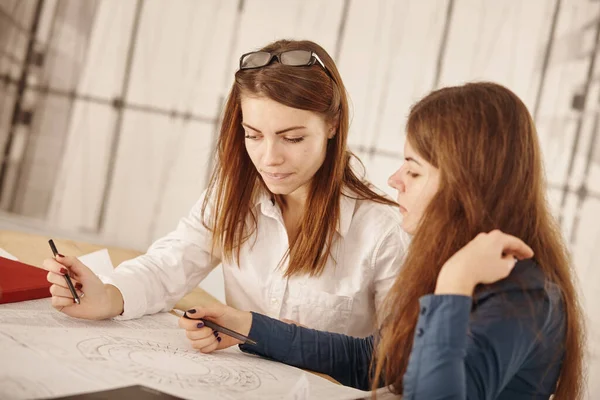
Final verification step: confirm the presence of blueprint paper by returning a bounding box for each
[0,299,373,400]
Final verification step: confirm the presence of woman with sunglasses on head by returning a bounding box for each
[178,82,585,399]
[41,40,408,338]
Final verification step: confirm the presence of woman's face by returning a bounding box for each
[388,140,440,235]
[241,94,334,202]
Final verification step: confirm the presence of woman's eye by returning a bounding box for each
[285,137,304,143]
[407,171,420,178]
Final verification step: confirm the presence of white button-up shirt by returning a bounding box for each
[103,188,409,337]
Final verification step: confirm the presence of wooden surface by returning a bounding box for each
[0,230,142,268]
[0,229,220,309]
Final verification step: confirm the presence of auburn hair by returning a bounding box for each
[373,82,585,399]
[202,39,396,277]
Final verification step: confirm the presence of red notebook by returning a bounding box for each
[0,256,51,304]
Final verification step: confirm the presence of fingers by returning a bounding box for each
[197,336,221,353]
[43,256,91,281]
[488,230,534,260]
[181,321,221,353]
[184,306,225,320]
[51,255,79,269]
[51,294,79,308]
[42,257,69,275]
[185,325,210,340]
[49,284,84,299]
[178,314,204,329]
[47,271,82,289]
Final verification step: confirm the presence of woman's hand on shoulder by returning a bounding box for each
[435,230,534,296]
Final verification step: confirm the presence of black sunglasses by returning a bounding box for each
[239,50,330,76]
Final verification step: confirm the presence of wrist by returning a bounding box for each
[104,284,124,318]
[435,264,476,296]
[236,310,253,337]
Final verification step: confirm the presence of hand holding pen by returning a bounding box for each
[41,240,119,320]
[176,304,255,353]
[48,239,80,304]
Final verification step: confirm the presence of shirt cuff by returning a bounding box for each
[414,294,471,347]
[239,312,293,358]
[100,270,147,320]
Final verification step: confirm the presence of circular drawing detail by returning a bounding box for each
[76,336,275,392]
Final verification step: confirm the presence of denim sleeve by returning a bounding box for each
[402,291,553,400]
[239,312,375,390]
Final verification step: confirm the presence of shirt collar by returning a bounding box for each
[253,187,356,237]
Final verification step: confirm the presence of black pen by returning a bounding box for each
[48,239,80,305]
[172,309,257,346]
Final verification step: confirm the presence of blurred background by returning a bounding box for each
[0,0,598,395]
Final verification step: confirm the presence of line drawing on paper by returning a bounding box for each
[75,336,278,392]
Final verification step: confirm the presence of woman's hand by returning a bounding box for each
[178,304,253,353]
[42,255,123,320]
[435,230,534,296]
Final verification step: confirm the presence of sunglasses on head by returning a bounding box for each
[239,49,330,76]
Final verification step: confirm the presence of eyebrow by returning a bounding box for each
[242,122,306,135]
[405,157,422,166]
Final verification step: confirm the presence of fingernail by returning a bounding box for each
[60,268,68,275]
[217,337,222,342]
[196,322,204,328]
[186,309,196,314]
[75,283,83,290]
[213,331,218,337]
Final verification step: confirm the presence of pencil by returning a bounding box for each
[171,309,257,346]
[48,239,80,305]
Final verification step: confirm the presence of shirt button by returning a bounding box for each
[271,298,279,305]
[420,307,427,315]
[416,328,424,337]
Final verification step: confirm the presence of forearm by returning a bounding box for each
[240,312,375,390]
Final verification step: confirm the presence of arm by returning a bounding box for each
[103,191,221,319]
[402,289,553,400]
[240,312,376,390]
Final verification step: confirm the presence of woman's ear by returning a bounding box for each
[328,127,336,139]
[328,115,339,139]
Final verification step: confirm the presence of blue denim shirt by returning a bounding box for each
[240,260,565,399]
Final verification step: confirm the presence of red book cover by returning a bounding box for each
[0,256,51,304]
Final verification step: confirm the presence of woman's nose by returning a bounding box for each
[263,140,284,166]
[388,170,405,192]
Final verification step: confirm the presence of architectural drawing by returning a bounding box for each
[75,336,276,392]
[0,301,371,400]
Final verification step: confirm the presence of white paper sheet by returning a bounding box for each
[77,248,114,276]
[0,248,18,261]
[0,246,114,276]
[0,299,376,400]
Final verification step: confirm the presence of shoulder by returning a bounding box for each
[473,259,565,335]
[345,186,403,227]
[340,187,409,251]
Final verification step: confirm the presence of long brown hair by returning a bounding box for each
[202,39,395,277]
[373,82,585,398]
